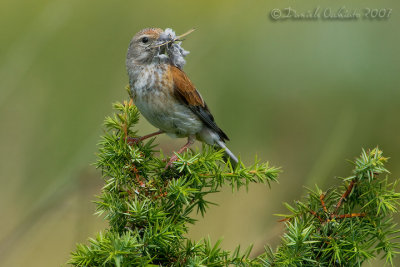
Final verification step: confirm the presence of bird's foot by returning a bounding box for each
[126,137,141,146]
[126,130,164,146]
[164,136,195,169]
[165,154,179,169]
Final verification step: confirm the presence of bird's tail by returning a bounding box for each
[216,140,238,167]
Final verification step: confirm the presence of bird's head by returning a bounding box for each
[126,27,194,67]
[126,28,166,64]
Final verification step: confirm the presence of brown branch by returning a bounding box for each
[130,165,145,187]
[279,181,365,225]
[334,180,356,214]
[320,194,328,213]
[309,209,324,223]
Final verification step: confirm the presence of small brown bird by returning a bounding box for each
[126,27,238,167]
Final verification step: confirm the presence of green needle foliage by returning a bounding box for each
[69,100,279,266]
[261,148,400,266]
[69,100,400,266]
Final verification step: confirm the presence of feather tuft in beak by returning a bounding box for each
[153,28,193,69]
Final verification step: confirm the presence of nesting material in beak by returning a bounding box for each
[154,28,195,48]
[154,28,194,69]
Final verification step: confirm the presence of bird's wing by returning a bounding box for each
[170,66,229,141]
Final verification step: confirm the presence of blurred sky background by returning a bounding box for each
[1,0,399,266]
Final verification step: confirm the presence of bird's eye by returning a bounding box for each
[141,37,149,43]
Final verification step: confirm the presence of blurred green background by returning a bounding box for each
[1,0,399,265]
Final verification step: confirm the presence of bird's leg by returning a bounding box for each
[165,136,195,168]
[127,130,164,145]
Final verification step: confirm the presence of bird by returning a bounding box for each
[126,27,238,168]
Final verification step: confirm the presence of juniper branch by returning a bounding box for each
[69,100,279,266]
[264,148,400,266]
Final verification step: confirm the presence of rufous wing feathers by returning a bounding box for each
[170,66,229,142]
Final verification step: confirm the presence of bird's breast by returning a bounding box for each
[130,64,203,137]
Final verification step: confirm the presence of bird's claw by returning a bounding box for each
[164,155,178,169]
[126,137,141,146]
